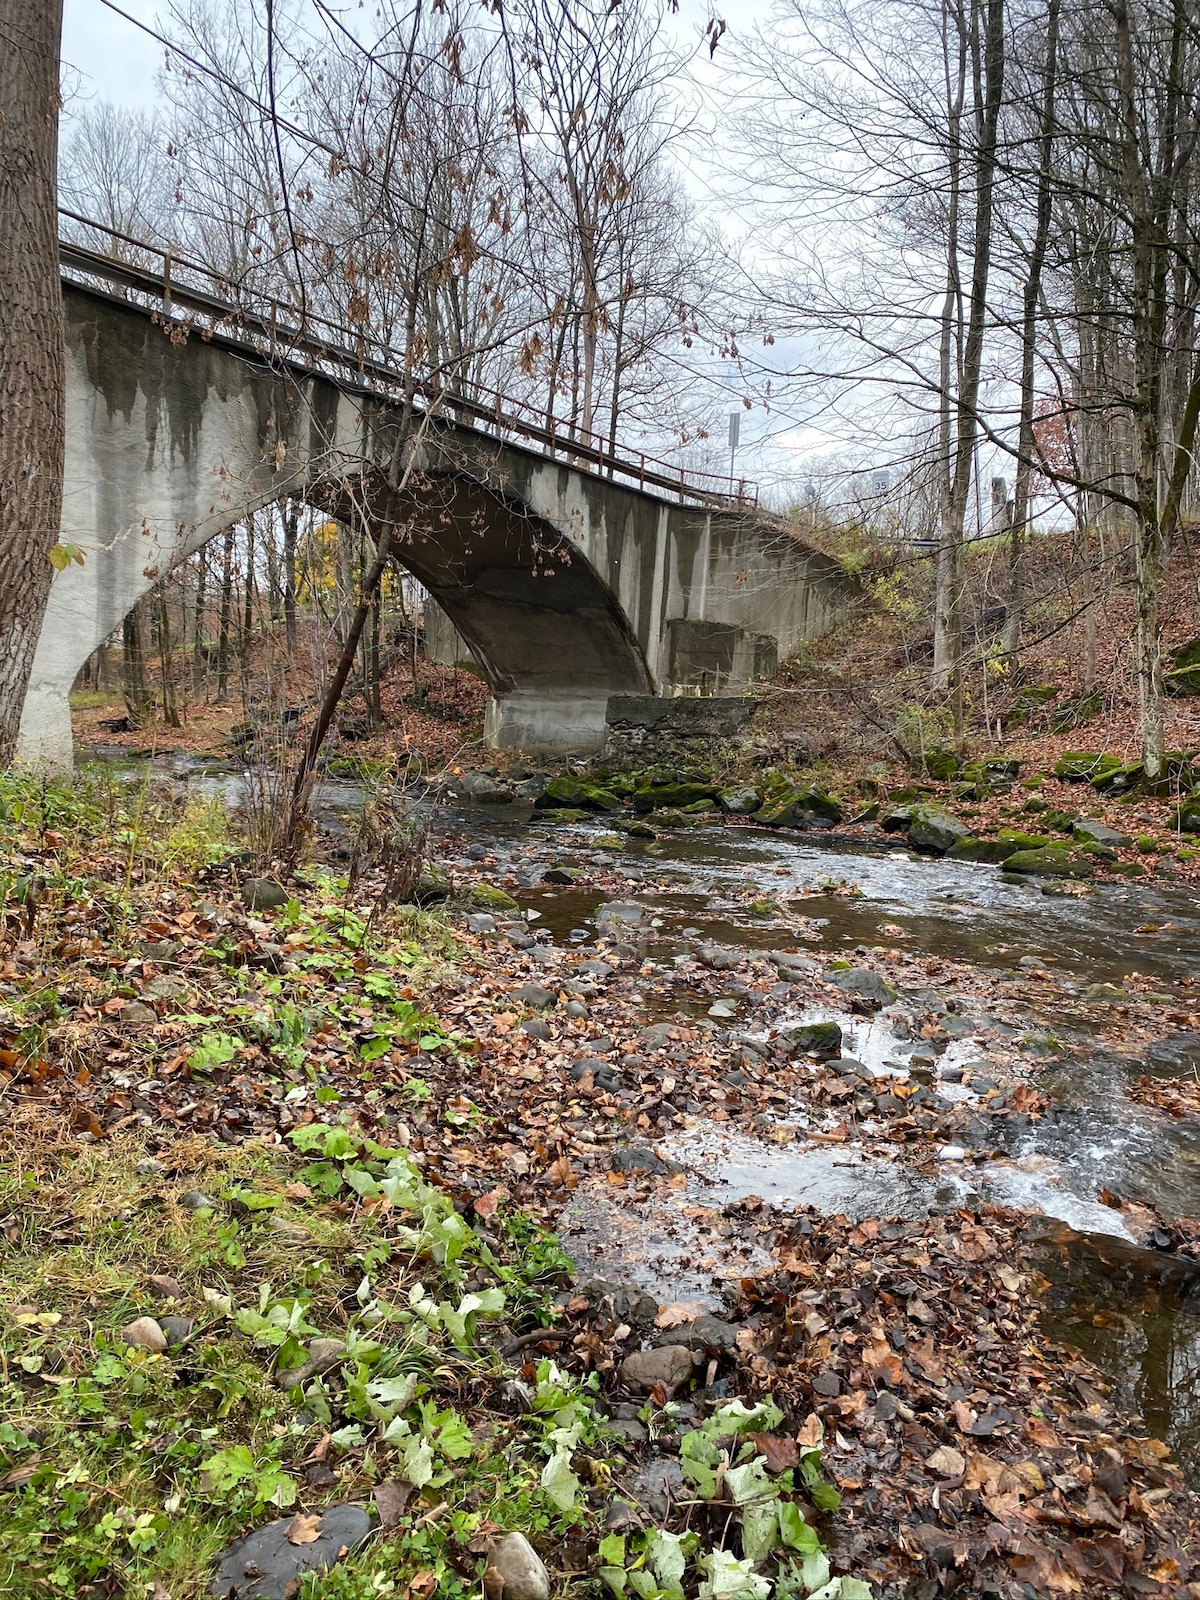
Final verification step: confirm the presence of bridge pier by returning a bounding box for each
[483,692,610,755]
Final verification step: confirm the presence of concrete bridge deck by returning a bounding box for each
[18,237,853,771]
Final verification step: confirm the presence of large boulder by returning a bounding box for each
[1053,751,1122,783]
[534,776,620,813]
[906,806,970,854]
[754,781,843,830]
[946,836,1020,864]
[1166,640,1200,694]
[632,781,719,813]
[717,785,761,815]
[1002,847,1092,879]
[1072,818,1132,848]
[1174,788,1200,832]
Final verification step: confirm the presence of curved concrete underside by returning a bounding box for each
[18,282,852,771]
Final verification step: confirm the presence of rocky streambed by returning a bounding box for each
[74,747,1200,1592]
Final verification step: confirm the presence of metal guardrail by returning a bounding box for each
[58,213,758,512]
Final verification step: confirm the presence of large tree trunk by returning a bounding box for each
[283,499,298,653]
[0,0,65,762]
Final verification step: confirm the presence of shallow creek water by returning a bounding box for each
[84,749,1200,1475]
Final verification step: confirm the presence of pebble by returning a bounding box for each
[120,1316,168,1352]
[485,1532,551,1600]
[512,984,557,1010]
[619,1344,696,1394]
[938,1144,967,1161]
[242,877,289,911]
[178,1191,215,1211]
[119,1001,157,1027]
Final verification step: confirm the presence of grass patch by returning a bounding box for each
[0,1128,586,1599]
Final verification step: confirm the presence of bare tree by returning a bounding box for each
[0,0,65,762]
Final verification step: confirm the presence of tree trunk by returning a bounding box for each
[123,597,151,727]
[1005,0,1060,656]
[284,499,298,653]
[241,513,256,693]
[217,524,234,702]
[193,549,208,692]
[158,583,180,728]
[0,0,65,761]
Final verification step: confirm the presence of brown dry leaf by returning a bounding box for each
[473,1191,500,1221]
[1008,1541,1084,1594]
[750,1432,800,1473]
[374,1478,413,1528]
[407,1571,438,1599]
[656,1301,706,1330]
[547,1155,577,1190]
[952,1399,978,1432]
[286,1512,322,1546]
[862,1338,904,1387]
[1024,1417,1060,1450]
[796,1412,824,1451]
[926,1445,966,1479]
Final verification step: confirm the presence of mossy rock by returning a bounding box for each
[1174,788,1200,832]
[1072,818,1131,848]
[784,1019,843,1056]
[960,758,1021,783]
[996,829,1055,852]
[1091,761,1143,795]
[1049,690,1102,733]
[946,837,1019,864]
[754,782,843,831]
[718,785,761,816]
[1038,808,1076,833]
[682,798,719,814]
[917,747,960,781]
[644,807,699,829]
[535,807,592,825]
[616,818,658,839]
[534,776,620,813]
[412,865,450,906]
[1053,751,1122,783]
[590,832,625,850]
[1173,639,1200,670]
[1112,860,1148,877]
[1002,848,1092,879]
[460,883,520,912]
[1166,666,1200,697]
[1022,795,1048,815]
[907,806,971,854]
[632,782,719,814]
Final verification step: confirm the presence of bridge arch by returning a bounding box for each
[18,284,654,771]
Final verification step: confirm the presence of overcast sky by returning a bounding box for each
[58,0,859,501]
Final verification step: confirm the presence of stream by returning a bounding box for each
[82,747,1200,1479]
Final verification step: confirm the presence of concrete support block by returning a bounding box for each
[484,693,609,754]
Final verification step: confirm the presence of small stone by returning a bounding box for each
[277,1336,347,1389]
[519,1017,553,1040]
[142,974,188,1001]
[620,1344,696,1394]
[513,984,557,1010]
[136,1158,164,1177]
[565,1000,588,1019]
[485,1532,551,1600]
[611,1145,669,1175]
[157,1315,194,1347]
[146,1273,183,1299]
[829,967,897,1005]
[652,1315,737,1355]
[179,1191,215,1211]
[544,865,581,885]
[938,1144,967,1161]
[243,877,290,911]
[596,901,647,928]
[466,914,497,934]
[120,1316,168,1352]
[119,1001,157,1027]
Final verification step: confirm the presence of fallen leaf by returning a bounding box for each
[286,1512,322,1545]
[796,1413,824,1450]
[473,1191,500,1220]
[926,1445,966,1479]
[374,1478,413,1528]
[750,1432,800,1472]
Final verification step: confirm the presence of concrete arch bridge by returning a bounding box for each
[18,236,854,772]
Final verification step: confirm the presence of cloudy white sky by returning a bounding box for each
[57,0,875,502]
